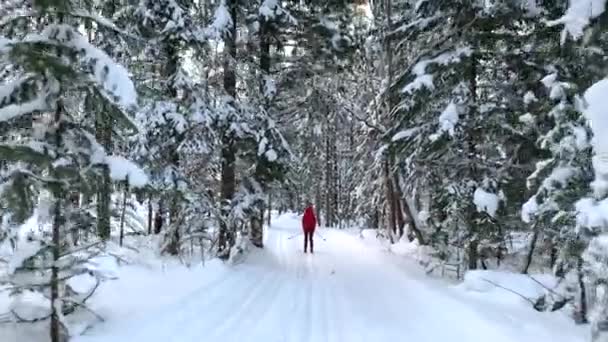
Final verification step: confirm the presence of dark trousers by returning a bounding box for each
[304,231,314,253]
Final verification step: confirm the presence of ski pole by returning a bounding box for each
[287,233,302,240]
[316,231,327,241]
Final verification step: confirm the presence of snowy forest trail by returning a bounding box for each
[76,214,583,342]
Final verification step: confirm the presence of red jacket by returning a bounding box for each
[302,206,316,233]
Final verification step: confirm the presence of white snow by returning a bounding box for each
[0,97,48,123]
[437,102,460,136]
[391,127,420,142]
[393,15,440,34]
[458,270,556,306]
[10,25,136,109]
[519,113,535,125]
[542,166,577,190]
[259,0,279,19]
[522,0,543,17]
[103,155,148,188]
[402,74,434,93]
[523,91,538,105]
[8,236,42,274]
[263,75,277,99]
[541,73,558,88]
[584,79,608,196]
[265,149,278,162]
[414,0,428,11]
[10,290,52,321]
[70,213,585,342]
[474,188,500,217]
[0,75,31,102]
[210,1,233,36]
[67,273,98,294]
[571,125,589,150]
[402,47,472,94]
[547,0,607,42]
[42,25,136,108]
[521,196,539,223]
[575,197,608,229]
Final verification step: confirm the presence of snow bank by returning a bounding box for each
[390,236,421,257]
[355,229,434,266]
[358,229,390,249]
[458,270,556,306]
[10,290,52,321]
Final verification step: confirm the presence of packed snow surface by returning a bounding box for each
[65,214,586,342]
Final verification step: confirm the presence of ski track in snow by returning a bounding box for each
[76,215,584,342]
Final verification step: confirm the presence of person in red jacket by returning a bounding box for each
[302,204,317,253]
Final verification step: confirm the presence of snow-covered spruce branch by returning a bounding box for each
[0,97,49,123]
[58,240,106,259]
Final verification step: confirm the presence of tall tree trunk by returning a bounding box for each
[576,256,589,324]
[50,102,64,342]
[325,126,332,227]
[50,198,61,342]
[384,160,397,243]
[315,179,323,227]
[154,202,163,235]
[250,12,272,248]
[522,222,539,274]
[95,102,112,240]
[382,0,398,242]
[95,0,116,241]
[119,181,129,247]
[267,191,272,226]
[465,38,481,271]
[147,195,153,235]
[218,0,238,258]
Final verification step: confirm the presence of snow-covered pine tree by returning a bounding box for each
[385,0,547,269]
[0,0,144,339]
[125,0,215,256]
[542,0,608,337]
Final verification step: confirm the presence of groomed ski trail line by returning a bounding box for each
[76,214,584,342]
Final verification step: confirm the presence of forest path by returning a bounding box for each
[75,214,581,342]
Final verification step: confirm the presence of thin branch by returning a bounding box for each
[481,278,536,306]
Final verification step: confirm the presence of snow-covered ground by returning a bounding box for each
[56,213,588,342]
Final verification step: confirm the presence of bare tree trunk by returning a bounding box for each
[576,256,589,324]
[468,239,479,270]
[147,195,153,235]
[522,223,539,274]
[384,160,397,243]
[267,191,272,226]
[166,189,181,255]
[119,181,129,247]
[154,200,164,235]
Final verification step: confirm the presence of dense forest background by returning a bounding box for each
[2,0,608,341]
